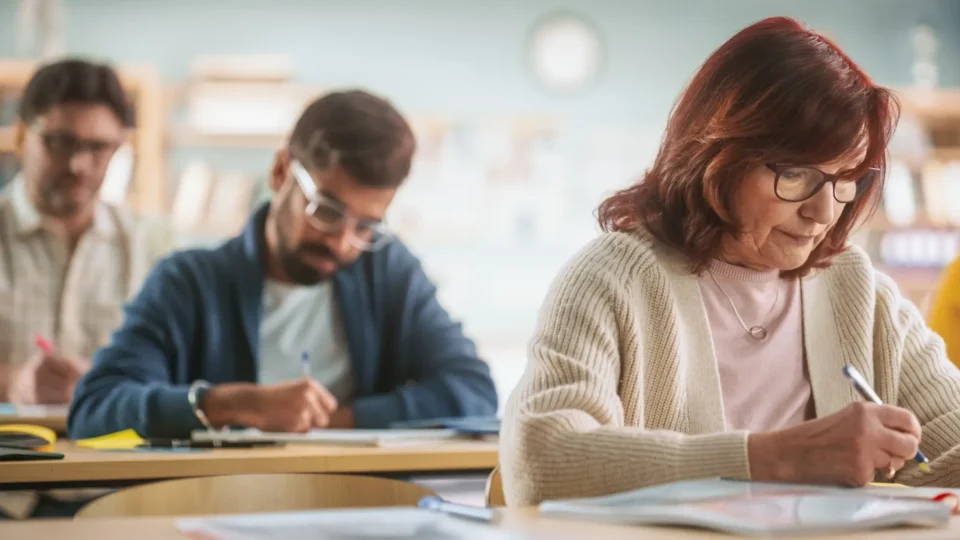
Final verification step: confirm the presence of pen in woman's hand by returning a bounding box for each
[842,365,931,473]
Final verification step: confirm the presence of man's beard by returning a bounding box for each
[38,176,91,217]
[276,229,343,285]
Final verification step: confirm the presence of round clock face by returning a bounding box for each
[528,13,603,93]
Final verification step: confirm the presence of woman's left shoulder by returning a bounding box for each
[821,243,903,305]
[824,243,872,273]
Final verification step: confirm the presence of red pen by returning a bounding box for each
[34,335,56,355]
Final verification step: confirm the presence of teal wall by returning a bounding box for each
[0,0,958,125]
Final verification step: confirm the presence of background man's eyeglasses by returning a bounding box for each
[35,129,122,163]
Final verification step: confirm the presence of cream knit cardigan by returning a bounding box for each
[500,228,960,506]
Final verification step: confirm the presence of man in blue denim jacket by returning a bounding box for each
[68,90,497,438]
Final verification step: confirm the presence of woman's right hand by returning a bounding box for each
[748,402,922,486]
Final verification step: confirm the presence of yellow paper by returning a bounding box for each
[868,482,909,488]
[0,424,57,451]
[75,428,145,450]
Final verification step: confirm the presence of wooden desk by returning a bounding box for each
[0,440,499,489]
[0,508,958,540]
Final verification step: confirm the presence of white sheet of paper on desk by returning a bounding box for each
[191,428,468,447]
[862,484,960,500]
[538,479,953,536]
[12,404,69,417]
[178,507,530,540]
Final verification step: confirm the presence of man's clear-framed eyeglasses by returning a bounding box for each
[290,160,393,252]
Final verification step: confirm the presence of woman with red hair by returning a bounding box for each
[500,17,960,505]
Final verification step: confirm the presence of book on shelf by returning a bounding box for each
[205,171,256,234]
[171,160,215,231]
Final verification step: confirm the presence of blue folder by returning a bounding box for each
[389,416,500,436]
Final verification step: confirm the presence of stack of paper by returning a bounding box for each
[191,428,469,448]
[0,403,69,418]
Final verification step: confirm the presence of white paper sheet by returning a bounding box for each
[178,507,529,540]
[10,404,69,418]
[539,479,952,536]
[191,428,468,447]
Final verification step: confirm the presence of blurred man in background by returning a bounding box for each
[68,89,497,439]
[0,59,173,519]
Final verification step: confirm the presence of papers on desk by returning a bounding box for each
[191,428,470,447]
[863,483,960,503]
[0,403,69,418]
[178,507,529,540]
[0,404,69,433]
[539,479,954,537]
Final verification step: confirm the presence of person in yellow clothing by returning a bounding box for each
[929,256,960,368]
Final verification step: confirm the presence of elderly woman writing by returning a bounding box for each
[500,16,960,506]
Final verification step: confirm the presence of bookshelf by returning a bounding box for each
[0,59,165,215]
[161,77,323,240]
[863,88,960,311]
[167,128,287,149]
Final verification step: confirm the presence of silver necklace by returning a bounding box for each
[706,270,781,341]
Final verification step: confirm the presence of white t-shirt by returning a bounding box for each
[258,279,355,403]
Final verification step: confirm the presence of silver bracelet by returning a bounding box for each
[188,379,214,431]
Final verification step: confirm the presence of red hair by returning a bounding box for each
[597,17,899,277]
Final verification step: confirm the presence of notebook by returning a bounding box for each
[539,479,954,537]
[0,447,64,461]
[0,424,57,451]
[191,428,469,448]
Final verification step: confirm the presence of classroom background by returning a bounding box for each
[1,0,959,410]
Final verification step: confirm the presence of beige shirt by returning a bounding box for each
[501,228,960,506]
[0,176,172,368]
[0,176,174,518]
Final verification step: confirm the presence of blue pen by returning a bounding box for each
[842,365,931,473]
[301,351,311,379]
[417,496,499,524]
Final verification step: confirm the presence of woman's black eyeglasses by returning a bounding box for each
[767,164,878,204]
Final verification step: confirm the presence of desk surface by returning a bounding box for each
[0,508,957,540]
[0,440,499,487]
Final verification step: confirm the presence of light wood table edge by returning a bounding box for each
[0,441,499,486]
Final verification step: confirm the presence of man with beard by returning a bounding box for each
[0,59,171,407]
[0,59,172,518]
[68,90,498,439]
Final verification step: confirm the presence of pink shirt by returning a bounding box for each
[698,259,814,432]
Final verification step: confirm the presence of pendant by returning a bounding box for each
[748,326,768,340]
